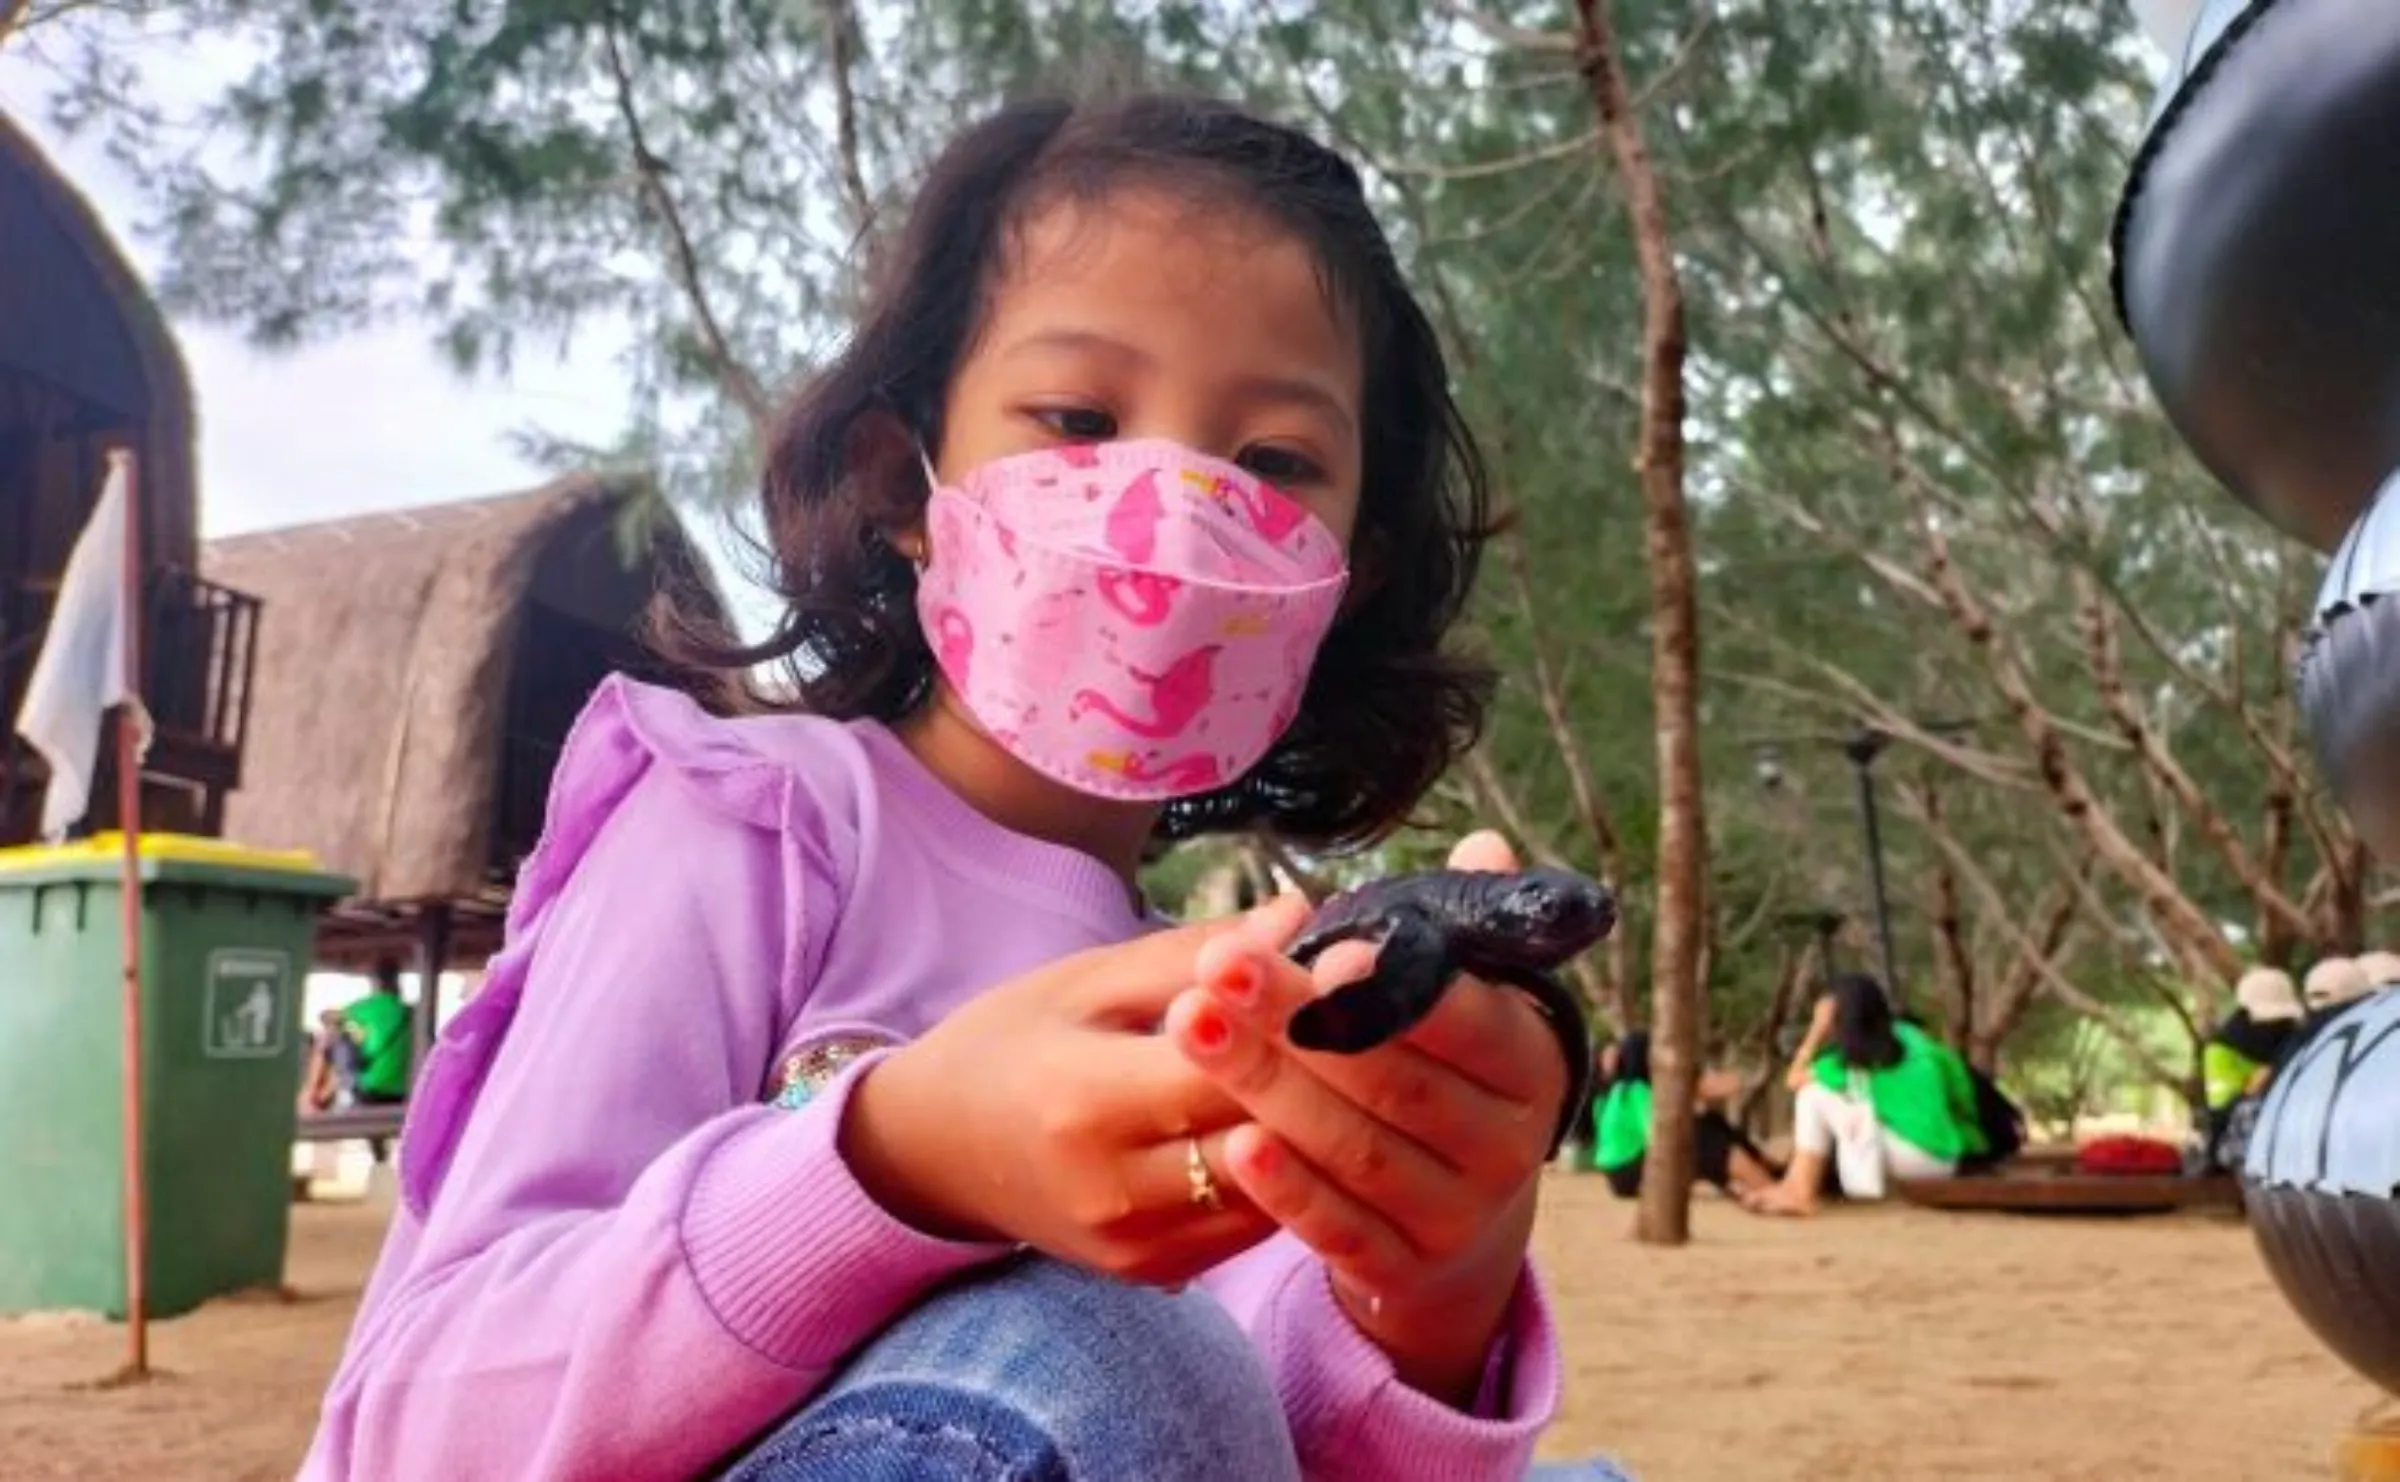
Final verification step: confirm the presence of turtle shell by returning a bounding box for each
[2242,989,2400,1398]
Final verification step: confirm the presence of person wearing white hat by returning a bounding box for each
[2302,955,2372,1015]
[2351,949,2400,992]
[2200,967,2304,1173]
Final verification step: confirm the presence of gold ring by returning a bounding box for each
[1186,1136,1223,1211]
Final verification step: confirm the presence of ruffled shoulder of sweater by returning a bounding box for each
[504,674,871,937]
[398,675,868,1216]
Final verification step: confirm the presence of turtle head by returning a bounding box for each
[1494,868,1616,950]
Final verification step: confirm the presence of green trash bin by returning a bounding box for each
[0,832,355,1320]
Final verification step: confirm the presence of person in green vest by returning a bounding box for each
[1589,1030,1780,1200]
[2198,966,2302,1172]
[1744,972,1985,1217]
[336,957,416,1106]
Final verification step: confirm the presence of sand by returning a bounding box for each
[0,1173,2381,1480]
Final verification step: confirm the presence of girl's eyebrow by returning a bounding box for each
[1236,372,1357,439]
[998,327,1150,366]
[999,328,1356,437]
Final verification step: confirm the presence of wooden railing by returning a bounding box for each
[0,565,262,841]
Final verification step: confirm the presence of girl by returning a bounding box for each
[1588,1031,1778,1200]
[1744,974,1984,1216]
[300,94,1626,1481]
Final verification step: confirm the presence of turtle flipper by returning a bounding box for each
[1286,907,1454,1054]
[1503,968,1595,1156]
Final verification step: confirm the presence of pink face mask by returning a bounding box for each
[913,438,1350,800]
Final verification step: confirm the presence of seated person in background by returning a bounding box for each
[1589,1030,1780,1200]
[2355,949,2400,994]
[298,1008,361,1113]
[2302,955,2373,1030]
[1744,972,1985,1217]
[341,958,416,1106]
[2199,966,2302,1173]
[298,958,416,1115]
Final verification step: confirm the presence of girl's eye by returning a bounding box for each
[1032,406,1117,441]
[1237,445,1325,486]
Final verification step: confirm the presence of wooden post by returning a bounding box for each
[412,904,452,1075]
[111,448,149,1380]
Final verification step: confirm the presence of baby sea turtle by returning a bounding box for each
[1284,866,1614,1153]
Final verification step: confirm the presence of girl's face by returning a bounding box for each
[935,188,1367,546]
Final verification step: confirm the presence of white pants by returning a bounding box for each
[1792,1082,1955,1191]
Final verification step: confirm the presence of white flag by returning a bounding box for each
[14,453,147,841]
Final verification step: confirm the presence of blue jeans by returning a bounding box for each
[718,1257,1631,1481]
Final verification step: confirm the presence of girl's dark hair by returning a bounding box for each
[1823,973,1903,1071]
[664,92,1496,850]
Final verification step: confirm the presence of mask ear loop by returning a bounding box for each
[897,448,942,572]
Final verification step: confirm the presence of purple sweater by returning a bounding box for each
[298,676,1561,1481]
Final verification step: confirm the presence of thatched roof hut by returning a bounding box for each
[0,114,197,568]
[1,116,253,844]
[203,475,723,969]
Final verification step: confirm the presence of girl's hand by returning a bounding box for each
[842,897,1310,1287]
[1163,831,1566,1406]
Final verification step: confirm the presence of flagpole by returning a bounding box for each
[112,447,148,1380]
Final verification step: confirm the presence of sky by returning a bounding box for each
[1,45,778,633]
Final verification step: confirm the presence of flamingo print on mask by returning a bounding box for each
[1098,569,1182,626]
[1087,750,1225,793]
[1182,468,1311,544]
[1104,468,1165,564]
[930,606,975,692]
[913,439,1347,801]
[1068,645,1218,740]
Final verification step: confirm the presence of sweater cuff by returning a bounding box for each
[1268,1259,1561,1481]
[679,1052,1011,1371]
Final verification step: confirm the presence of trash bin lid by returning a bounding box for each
[0,833,357,896]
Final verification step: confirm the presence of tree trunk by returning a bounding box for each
[1916,778,1977,1052]
[1573,0,1705,1247]
[1738,941,1806,1134]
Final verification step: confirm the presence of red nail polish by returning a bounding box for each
[1190,1008,1231,1053]
[1218,959,1261,1005]
[1245,1137,1281,1176]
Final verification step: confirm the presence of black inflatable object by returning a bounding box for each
[2113,0,2400,1409]
[2299,501,2400,864]
[2112,0,2400,553]
[2241,992,2400,1398]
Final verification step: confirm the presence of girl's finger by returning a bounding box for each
[1104,1127,1267,1227]
[1164,989,1469,1253]
[1084,1034,1250,1144]
[1188,942,1519,1176]
[1395,969,1568,1112]
[1444,827,1522,874]
[1072,893,1313,1027]
[1220,1124,1418,1293]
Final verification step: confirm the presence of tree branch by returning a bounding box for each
[2073,572,2315,940]
[1388,129,1602,181]
[1248,832,1332,905]
[1898,785,2182,1090]
[600,17,775,439]
[1443,1,1576,52]
[1915,513,2242,983]
[815,0,875,241]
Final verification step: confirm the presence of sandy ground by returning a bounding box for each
[0,1172,2382,1481]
